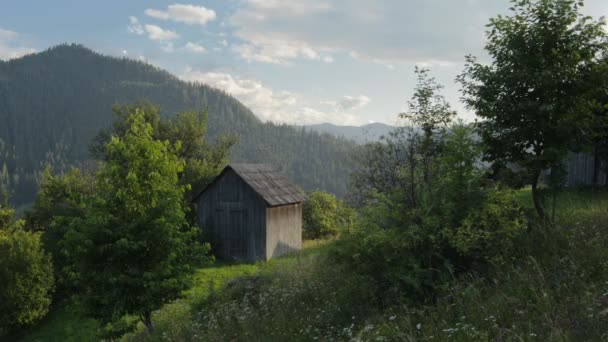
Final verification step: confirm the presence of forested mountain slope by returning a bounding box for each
[304,122,394,144]
[0,44,356,205]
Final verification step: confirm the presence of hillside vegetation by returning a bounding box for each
[0,44,356,206]
[2,0,608,341]
[14,190,607,341]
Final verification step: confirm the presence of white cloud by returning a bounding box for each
[185,42,206,53]
[145,24,179,41]
[414,59,457,68]
[243,0,332,15]
[0,28,18,41]
[178,69,361,124]
[127,16,144,35]
[179,69,297,121]
[228,0,507,65]
[122,49,128,55]
[0,45,36,60]
[336,95,371,111]
[322,95,371,112]
[0,27,36,61]
[145,4,216,25]
[220,39,228,47]
[232,32,328,65]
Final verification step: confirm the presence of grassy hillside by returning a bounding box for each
[17,190,608,341]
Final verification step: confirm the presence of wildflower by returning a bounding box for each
[416,323,422,330]
[389,315,396,321]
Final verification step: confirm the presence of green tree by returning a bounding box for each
[0,206,54,334]
[26,167,95,296]
[67,109,207,332]
[159,110,237,200]
[91,102,236,201]
[400,67,456,207]
[435,123,485,226]
[458,0,608,219]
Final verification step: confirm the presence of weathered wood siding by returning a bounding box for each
[265,203,302,259]
[564,152,607,187]
[196,169,267,262]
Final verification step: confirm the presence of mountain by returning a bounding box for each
[0,44,357,206]
[305,122,394,144]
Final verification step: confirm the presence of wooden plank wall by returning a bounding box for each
[564,152,607,187]
[196,169,267,261]
[265,203,302,260]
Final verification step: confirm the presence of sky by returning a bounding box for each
[1,0,607,126]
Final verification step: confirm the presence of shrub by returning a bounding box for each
[330,187,528,303]
[0,206,54,334]
[303,191,354,239]
[442,188,527,265]
[329,221,451,304]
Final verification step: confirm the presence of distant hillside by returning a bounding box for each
[305,122,393,144]
[0,44,356,205]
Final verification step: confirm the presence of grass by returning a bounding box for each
[15,241,331,341]
[134,188,608,341]
[12,301,99,342]
[515,187,608,215]
[356,188,608,341]
[16,189,608,341]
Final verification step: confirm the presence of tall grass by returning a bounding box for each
[356,189,608,341]
[20,189,608,341]
[124,189,608,341]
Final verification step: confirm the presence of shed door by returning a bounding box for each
[227,210,248,259]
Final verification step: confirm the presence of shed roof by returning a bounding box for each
[195,163,307,207]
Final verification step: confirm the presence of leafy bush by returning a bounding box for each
[303,191,354,239]
[442,188,527,265]
[332,187,527,302]
[0,206,54,334]
[334,122,530,303]
[329,220,451,303]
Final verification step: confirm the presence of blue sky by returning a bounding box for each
[1,0,607,126]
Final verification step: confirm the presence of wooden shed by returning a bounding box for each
[563,152,607,187]
[193,164,306,261]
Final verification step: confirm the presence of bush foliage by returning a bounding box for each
[302,191,354,239]
[0,206,54,334]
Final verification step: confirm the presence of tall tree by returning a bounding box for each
[91,102,236,202]
[458,0,608,219]
[67,109,207,332]
[26,168,95,296]
[400,67,456,206]
[350,67,456,209]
